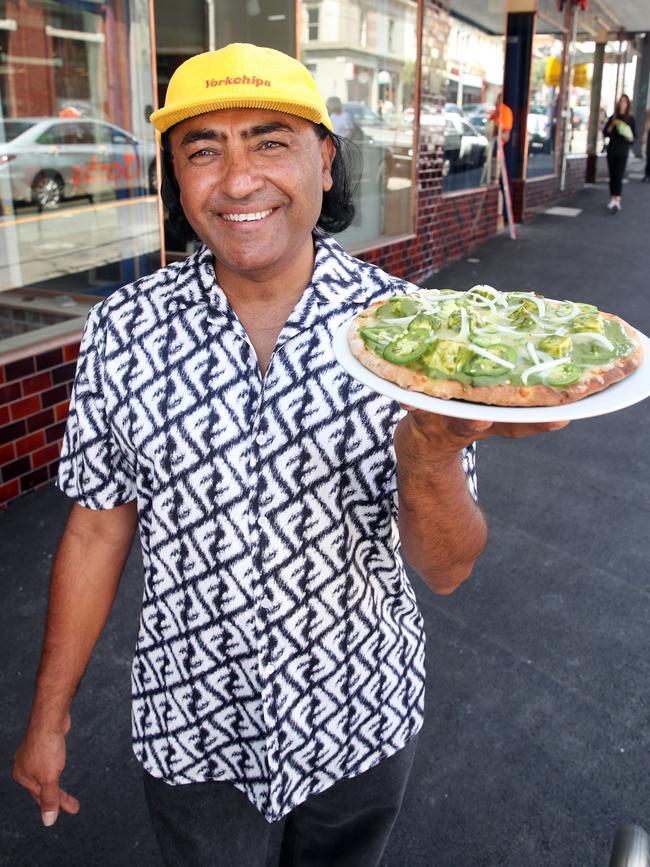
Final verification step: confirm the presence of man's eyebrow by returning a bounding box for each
[179,121,295,148]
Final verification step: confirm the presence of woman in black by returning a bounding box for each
[603,93,636,212]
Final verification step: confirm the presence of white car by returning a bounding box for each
[0,117,157,208]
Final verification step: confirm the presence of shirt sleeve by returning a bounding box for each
[56,304,136,510]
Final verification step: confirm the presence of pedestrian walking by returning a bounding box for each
[12,42,566,867]
[603,93,636,212]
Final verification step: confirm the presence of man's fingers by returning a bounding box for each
[447,418,493,439]
[60,788,80,815]
[39,780,61,827]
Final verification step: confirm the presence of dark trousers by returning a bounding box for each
[143,737,418,867]
[645,130,650,179]
[607,151,628,196]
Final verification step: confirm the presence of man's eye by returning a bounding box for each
[189,148,217,159]
[259,140,284,150]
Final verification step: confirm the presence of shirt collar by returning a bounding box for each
[165,230,360,333]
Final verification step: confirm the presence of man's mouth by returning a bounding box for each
[220,208,274,223]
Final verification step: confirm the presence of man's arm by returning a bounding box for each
[13,499,138,826]
[394,411,567,595]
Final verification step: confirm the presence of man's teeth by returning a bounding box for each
[222,209,273,222]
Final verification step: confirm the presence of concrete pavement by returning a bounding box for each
[1,164,649,866]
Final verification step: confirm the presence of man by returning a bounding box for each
[13,43,565,866]
[489,92,513,143]
[325,96,355,139]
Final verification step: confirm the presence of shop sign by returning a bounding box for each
[545,57,562,87]
[572,64,588,87]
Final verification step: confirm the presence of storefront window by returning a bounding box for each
[567,41,593,155]
[526,35,563,178]
[299,0,419,249]
[0,0,159,352]
[443,11,504,194]
[154,0,296,258]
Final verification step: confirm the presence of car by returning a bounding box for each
[527,104,551,153]
[342,102,384,128]
[442,112,489,176]
[462,103,493,133]
[0,117,157,209]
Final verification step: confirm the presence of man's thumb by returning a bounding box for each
[40,781,60,827]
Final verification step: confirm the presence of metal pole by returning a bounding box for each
[560,2,577,191]
[586,40,605,182]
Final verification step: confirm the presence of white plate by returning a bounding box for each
[332,318,650,424]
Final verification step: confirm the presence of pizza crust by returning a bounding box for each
[348,303,644,407]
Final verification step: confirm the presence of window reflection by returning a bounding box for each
[443,13,504,193]
[526,36,563,177]
[300,0,418,248]
[0,0,159,344]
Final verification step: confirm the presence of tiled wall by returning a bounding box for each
[0,341,80,507]
[512,157,588,223]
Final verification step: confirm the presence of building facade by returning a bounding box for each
[0,0,646,506]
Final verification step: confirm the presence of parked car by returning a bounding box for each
[462,103,492,133]
[0,117,157,208]
[342,102,384,128]
[527,104,552,153]
[442,112,489,176]
[389,109,487,179]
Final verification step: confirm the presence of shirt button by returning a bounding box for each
[263,662,275,678]
[258,515,271,532]
[256,433,267,446]
[260,596,274,610]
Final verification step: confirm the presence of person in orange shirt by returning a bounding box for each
[489,92,513,143]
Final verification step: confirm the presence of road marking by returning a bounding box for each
[0,196,157,230]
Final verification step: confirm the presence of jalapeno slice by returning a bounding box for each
[545,363,582,387]
[408,313,442,336]
[383,331,433,364]
[359,325,403,355]
[463,344,517,377]
[571,342,615,365]
[375,296,420,319]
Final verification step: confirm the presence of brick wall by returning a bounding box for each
[0,341,80,507]
[512,156,588,222]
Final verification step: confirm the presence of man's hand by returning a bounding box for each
[13,713,80,826]
[393,408,569,594]
[397,407,569,461]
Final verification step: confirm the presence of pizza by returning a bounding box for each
[348,286,644,407]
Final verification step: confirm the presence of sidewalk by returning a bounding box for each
[2,166,649,866]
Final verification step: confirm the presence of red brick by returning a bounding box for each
[20,465,50,493]
[0,442,14,466]
[15,430,46,457]
[45,420,66,443]
[0,367,4,385]
[35,348,64,371]
[54,400,70,422]
[9,395,41,421]
[26,408,54,433]
[31,442,61,469]
[0,406,9,426]
[41,384,68,409]
[4,357,35,382]
[63,342,81,362]
[21,371,52,396]
[0,382,21,406]
[0,479,19,505]
[1,455,30,483]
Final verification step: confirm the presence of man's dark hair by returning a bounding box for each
[159,124,357,245]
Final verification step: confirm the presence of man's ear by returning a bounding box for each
[321,135,336,192]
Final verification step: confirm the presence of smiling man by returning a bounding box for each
[13,43,565,867]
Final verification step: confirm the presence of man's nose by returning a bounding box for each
[219,151,264,199]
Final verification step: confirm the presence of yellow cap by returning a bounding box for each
[150,43,333,134]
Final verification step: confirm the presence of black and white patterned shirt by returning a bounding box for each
[57,231,477,821]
